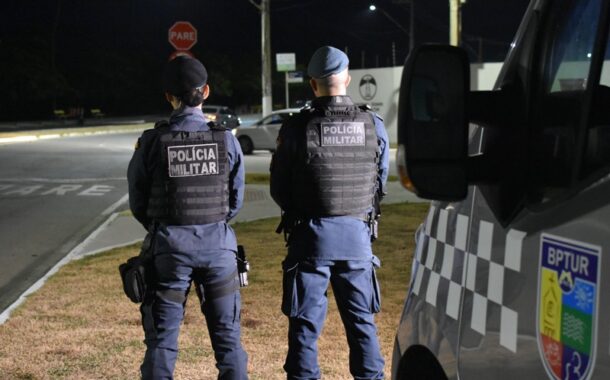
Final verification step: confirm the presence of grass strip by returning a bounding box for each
[0,202,428,379]
[245,173,270,185]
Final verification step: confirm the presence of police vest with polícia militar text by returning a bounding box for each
[292,104,379,218]
[146,126,230,225]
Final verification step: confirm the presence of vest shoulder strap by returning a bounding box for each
[358,103,372,112]
[207,121,230,131]
[154,120,169,129]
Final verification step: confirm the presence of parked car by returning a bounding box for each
[202,105,241,129]
[233,108,301,154]
[393,0,610,379]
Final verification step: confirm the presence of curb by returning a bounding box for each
[0,123,152,145]
[0,198,131,325]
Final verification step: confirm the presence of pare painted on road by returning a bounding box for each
[0,184,114,197]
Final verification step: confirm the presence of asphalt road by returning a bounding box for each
[0,132,140,312]
[0,130,398,314]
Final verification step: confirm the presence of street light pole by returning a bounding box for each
[249,0,273,117]
[371,6,410,36]
[370,2,415,52]
[409,0,415,52]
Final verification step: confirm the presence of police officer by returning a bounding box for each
[127,56,248,380]
[270,46,389,379]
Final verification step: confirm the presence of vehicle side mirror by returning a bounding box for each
[397,45,469,201]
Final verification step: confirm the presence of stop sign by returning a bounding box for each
[168,21,197,51]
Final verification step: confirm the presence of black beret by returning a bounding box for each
[163,56,208,95]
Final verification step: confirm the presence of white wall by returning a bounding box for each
[347,63,503,143]
[347,67,402,145]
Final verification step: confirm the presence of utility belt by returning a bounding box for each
[275,210,380,243]
[119,229,250,304]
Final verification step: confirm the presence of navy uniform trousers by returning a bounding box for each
[140,248,248,380]
[282,255,385,380]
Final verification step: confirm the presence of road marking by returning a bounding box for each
[40,184,83,195]
[102,193,128,215]
[4,185,43,196]
[0,177,125,183]
[78,185,114,196]
[0,183,119,197]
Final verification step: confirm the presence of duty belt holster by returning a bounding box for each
[276,211,300,243]
[236,245,250,287]
[118,228,155,304]
[369,193,382,242]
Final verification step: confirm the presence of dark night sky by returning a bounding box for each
[0,0,531,119]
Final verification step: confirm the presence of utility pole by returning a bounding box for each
[249,0,273,117]
[449,0,466,46]
[51,0,63,110]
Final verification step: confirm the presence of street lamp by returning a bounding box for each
[369,3,414,53]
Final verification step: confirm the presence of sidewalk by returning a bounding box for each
[72,182,425,259]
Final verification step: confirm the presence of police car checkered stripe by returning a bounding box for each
[410,205,526,353]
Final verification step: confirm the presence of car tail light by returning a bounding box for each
[396,144,416,193]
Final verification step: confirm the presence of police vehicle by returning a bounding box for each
[392,0,610,379]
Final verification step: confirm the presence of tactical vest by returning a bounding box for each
[292,104,379,218]
[146,126,230,225]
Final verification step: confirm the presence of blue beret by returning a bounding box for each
[307,46,349,78]
[163,56,208,95]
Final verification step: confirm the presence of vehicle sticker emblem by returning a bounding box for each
[537,234,600,380]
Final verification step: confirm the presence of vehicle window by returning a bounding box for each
[258,115,273,125]
[265,114,283,124]
[583,26,610,177]
[258,113,291,125]
[529,0,603,204]
[202,107,217,113]
[546,1,599,93]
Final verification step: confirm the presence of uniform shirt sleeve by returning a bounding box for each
[127,131,155,229]
[270,116,298,211]
[374,114,390,199]
[226,132,245,221]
